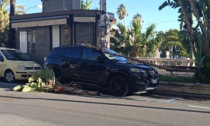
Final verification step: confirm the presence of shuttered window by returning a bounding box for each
[75,23,94,45]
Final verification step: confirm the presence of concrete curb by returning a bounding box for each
[157,81,210,98]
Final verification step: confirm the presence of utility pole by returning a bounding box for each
[7,0,16,48]
[100,0,106,11]
[98,0,106,47]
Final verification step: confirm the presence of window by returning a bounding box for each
[61,25,71,46]
[35,27,50,59]
[59,47,81,59]
[75,23,94,45]
[83,49,102,61]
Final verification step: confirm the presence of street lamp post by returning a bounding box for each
[25,4,42,14]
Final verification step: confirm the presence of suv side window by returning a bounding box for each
[83,48,102,61]
[59,47,81,59]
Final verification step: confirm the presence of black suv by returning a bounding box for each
[44,45,159,96]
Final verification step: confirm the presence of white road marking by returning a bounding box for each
[188,105,210,110]
[163,98,179,103]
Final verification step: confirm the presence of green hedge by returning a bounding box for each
[159,74,195,83]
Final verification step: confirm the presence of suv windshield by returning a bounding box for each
[1,50,30,61]
[102,48,128,63]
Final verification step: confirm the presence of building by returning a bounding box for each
[11,0,115,64]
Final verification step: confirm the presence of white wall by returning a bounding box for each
[52,25,60,48]
[19,31,27,53]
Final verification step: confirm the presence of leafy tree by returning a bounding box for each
[159,0,210,83]
[111,13,158,58]
[128,14,159,57]
[0,0,10,46]
[1,0,24,47]
[160,29,188,58]
[154,31,165,57]
[110,23,132,55]
[159,0,210,62]
[80,0,92,10]
[142,24,157,57]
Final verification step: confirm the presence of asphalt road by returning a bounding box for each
[0,82,210,126]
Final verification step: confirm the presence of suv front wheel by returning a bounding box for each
[53,69,65,83]
[109,75,129,97]
[4,70,15,83]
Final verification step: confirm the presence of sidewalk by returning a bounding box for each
[157,81,210,99]
[157,69,210,99]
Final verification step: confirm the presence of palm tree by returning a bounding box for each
[159,29,188,58]
[117,4,127,26]
[110,23,132,55]
[143,24,159,57]
[111,13,158,58]
[80,0,92,10]
[131,24,157,57]
[129,14,157,57]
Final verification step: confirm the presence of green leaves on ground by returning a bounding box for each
[13,67,55,92]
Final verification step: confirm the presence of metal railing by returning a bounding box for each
[132,57,197,74]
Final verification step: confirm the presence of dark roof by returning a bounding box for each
[55,44,102,51]
[11,10,103,21]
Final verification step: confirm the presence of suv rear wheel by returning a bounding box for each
[109,75,129,97]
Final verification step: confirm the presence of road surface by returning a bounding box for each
[0,82,210,126]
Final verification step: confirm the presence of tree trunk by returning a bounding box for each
[189,0,210,56]
[178,0,197,57]
[6,0,16,48]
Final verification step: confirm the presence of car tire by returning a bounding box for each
[109,75,129,97]
[4,70,15,83]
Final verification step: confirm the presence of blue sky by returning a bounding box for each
[17,0,180,32]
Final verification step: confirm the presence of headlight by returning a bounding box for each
[18,65,26,70]
[130,68,146,73]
